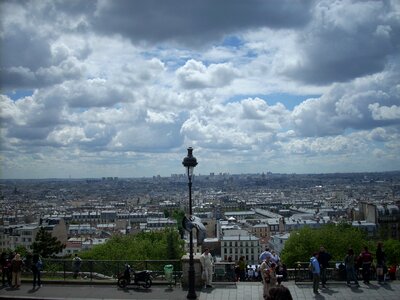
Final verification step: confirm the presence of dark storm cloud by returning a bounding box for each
[92,0,315,46]
[284,0,400,85]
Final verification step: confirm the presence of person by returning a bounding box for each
[226,256,235,281]
[264,262,280,298]
[270,250,280,265]
[344,248,359,287]
[376,242,386,284]
[236,256,246,282]
[359,246,373,284]
[318,246,331,288]
[260,247,272,262]
[32,253,42,288]
[199,248,213,288]
[1,252,8,286]
[260,257,271,299]
[11,253,23,288]
[266,285,293,300]
[270,250,283,285]
[72,254,82,279]
[310,252,320,295]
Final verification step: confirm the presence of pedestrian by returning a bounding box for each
[1,252,8,286]
[264,262,278,298]
[270,250,280,265]
[200,248,213,288]
[376,242,386,284]
[72,254,82,279]
[260,256,271,299]
[318,246,331,288]
[359,246,373,284]
[11,253,23,288]
[310,252,321,295]
[266,285,293,300]
[236,256,246,282]
[344,248,359,287]
[260,247,272,262]
[32,253,42,288]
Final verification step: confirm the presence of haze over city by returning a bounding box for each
[1,0,399,179]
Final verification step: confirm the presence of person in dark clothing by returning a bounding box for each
[376,242,386,284]
[318,246,332,288]
[266,285,293,300]
[344,248,359,287]
[359,246,373,284]
[31,253,42,288]
[1,252,9,286]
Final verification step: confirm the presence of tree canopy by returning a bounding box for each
[79,228,184,261]
[31,227,65,258]
[281,223,370,267]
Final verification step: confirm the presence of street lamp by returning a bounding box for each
[182,147,198,299]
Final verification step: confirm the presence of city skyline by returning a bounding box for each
[1,0,400,179]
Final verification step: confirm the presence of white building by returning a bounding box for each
[221,234,260,264]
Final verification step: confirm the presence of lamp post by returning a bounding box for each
[182,147,198,299]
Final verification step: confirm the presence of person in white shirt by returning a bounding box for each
[200,248,213,288]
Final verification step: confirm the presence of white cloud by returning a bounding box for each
[1,0,399,178]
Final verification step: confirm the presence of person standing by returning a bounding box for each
[200,248,213,288]
[236,256,246,282]
[266,263,280,298]
[32,253,42,289]
[318,246,331,288]
[359,246,373,284]
[260,257,271,299]
[310,252,321,295]
[1,252,8,286]
[72,254,82,279]
[260,247,272,262]
[11,253,23,288]
[344,248,359,287]
[376,242,386,284]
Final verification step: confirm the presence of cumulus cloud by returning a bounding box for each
[1,0,399,178]
[92,0,314,47]
[283,0,400,84]
[177,60,239,89]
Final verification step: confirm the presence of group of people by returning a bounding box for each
[1,252,83,289]
[259,247,292,299]
[1,251,40,289]
[199,247,292,299]
[309,242,390,295]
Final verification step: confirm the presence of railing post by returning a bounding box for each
[90,260,93,281]
[63,260,66,280]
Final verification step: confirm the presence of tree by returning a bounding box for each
[381,239,400,265]
[80,228,184,261]
[281,223,368,267]
[172,209,186,238]
[31,227,65,258]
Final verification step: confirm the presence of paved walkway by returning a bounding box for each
[1,281,399,300]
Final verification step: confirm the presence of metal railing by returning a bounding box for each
[22,259,182,285]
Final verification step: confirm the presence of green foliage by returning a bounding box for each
[14,245,28,257]
[79,228,185,261]
[382,239,400,265]
[281,223,368,267]
[172,209,186,238]
[31,227,65,258]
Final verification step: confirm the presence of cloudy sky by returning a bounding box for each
[1,0,399,179]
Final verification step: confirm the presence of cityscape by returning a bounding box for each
[1,171,399,264]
